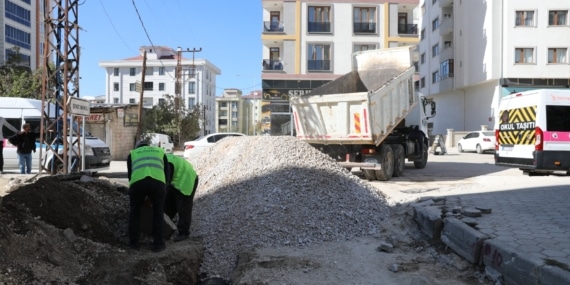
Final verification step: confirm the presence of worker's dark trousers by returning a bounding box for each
[128,178,166,247]
[164,176,198,236]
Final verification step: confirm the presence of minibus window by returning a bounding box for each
[546,105,570,131]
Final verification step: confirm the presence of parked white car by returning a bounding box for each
[144,133,174,154]
[183,133,245,159]
[457,131,496,154]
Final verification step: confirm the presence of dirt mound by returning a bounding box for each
[0,175,202,284]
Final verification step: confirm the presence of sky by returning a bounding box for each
[78,0,262,97]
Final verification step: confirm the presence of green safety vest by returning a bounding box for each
[129,146,166,185]
[167,153,197,196]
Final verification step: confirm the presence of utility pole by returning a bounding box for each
[135,50,147,142]
[40,0,80,174]
[175,47,202,138]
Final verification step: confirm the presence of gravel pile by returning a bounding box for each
[189,136,392,278]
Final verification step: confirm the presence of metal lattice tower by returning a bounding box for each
[40,0,80,174]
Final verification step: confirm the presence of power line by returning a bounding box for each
[98,0,135,53]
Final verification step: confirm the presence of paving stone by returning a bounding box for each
[441,218,488,264]
[463,208,482,217]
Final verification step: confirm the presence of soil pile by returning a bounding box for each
[0,174,202,284]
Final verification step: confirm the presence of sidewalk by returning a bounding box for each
[412,150,570,285]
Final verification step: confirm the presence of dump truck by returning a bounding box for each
[290,46,436,181]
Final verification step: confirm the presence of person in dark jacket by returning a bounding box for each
[11,123,37,174]
[127,140,171,252]
[164,153,199,242]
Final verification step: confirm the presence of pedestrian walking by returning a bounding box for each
[10,123,37,174]
[127,140,171,252]
[164,153,199,242]
[0,116,19,174]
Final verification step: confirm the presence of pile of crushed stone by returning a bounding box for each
[189,136,392,278]
[0,136,393,283]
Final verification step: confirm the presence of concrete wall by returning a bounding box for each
[85,105,139,160]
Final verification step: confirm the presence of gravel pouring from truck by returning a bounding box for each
[290,47,436,181]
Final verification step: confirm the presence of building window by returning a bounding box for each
[308,43,331,71]
[129,68,136,76]
[158,67,165,75]
[515,48,535,64]
[432,44,439,57]
[188,82,196,94]
[113,98,119,103]
[113,68,119,76]
[145,67,153,75]
[188,98,195,108]
[5,25,31,50]
[548,48,567,63]
[440,59,454,79]
[113,83,119,91]
[144,82,153,91]
[432,17,439,31]
[143,97,153,107]
[5,1,31,27]
[129,98,135,104]
[420,77,425,88]
[158,98,165,105]
[308,6,331,33]
[432,71,439,83]
[515,11,535,27]
[159,82,165,91]
[353,7,376,34]
[421,29,425,40]
[354,44,377,52]
[421,53,425,64]
[549,11,568,26]
[129,83,136,91]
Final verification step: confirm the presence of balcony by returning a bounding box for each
[263,21,284,33]
[440,0,453,8]
[398,24,418,35]
[308,22,331,33]
[439,74,454,91]
[439,14,454,35]
[307,60,331,71]
[439,43,453,60]
[353,22,376,34]
[263,59,284,71]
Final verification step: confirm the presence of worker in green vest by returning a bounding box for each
[127,140,171,252]
[164,153,199,242]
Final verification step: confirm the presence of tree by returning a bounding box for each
[141,94,201,148]
[0,47,42,98]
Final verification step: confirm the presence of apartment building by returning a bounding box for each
[99,46,221,135]
[419,0,570,135]
[261,0,420,135]
[1,0,44,69]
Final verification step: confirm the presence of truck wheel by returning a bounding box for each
[414,143,428,169]
[375,145,394,181]
[391,145,405,177]
[362,169,376,181]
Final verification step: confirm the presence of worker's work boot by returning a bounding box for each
[173,233,189,242]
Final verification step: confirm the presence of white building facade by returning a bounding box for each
[261,0,421,135]
[418,0,570,135]
[99,46,221,135]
